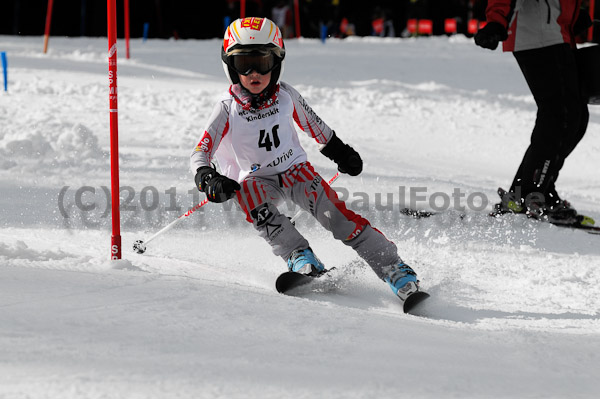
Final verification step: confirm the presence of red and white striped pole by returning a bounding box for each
[108,0,122,259]
[43,0,54,53]
[125,0,131,59]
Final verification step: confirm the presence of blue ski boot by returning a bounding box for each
[384,262,419,301]
[287,248,325,277]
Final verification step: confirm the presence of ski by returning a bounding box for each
[275,268,335,294]
[276,268,430,314]
[400,207,465,220]
[399,207,437,219]
[549,215,600,234]
[402,291,430,314]
[400,206,599,235]
[489,211,600,235]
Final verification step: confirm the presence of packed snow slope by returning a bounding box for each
[1,35,600,398]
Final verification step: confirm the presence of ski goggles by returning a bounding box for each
[230,51,277,76]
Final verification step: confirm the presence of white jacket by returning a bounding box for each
[190,82,335,182]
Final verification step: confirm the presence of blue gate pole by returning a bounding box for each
[143,23,150,42]
[1,52,7,92]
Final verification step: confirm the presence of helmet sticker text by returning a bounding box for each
[240,17,264,30]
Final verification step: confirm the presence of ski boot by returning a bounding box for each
[526,198,576,224]
[384,261,419,301]
[490,188,525,216]
[287,247,326,277]
[545,199,581,225]
[528,187,580,225]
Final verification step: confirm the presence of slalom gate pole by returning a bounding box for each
[320,23,328,43]
[133,172,341,254]
[590,0,596,43]
[43,0,54,53]
[108,0,122,259]
[240,0,246,18]
[143,23,150,42]
[80,0,87,36]
[293,0,301,38]
[125,0,131,59]
[1,52,7,92]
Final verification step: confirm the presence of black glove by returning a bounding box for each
[320,132,363,176]
[474,22,508,50]
[195,166,241,203]
[574,9,593,36]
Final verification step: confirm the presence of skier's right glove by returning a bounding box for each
[320,132,363,176]
[574,8,593,36]
[195,166,241,203]
[474,22,508,50]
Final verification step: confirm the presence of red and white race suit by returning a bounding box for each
[190,82,401,274]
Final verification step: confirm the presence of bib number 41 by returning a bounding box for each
[258,125,280,152]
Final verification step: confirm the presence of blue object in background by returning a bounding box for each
[320,23,328,43]
[1,52,7,92]
[224,16,231,33]
[143,23,150,42]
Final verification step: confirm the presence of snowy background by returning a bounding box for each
[1,34,600,398]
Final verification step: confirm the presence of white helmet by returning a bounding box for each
[221,17,286,86]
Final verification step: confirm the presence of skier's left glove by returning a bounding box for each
[195,166,241,203]
[320,132,363,176]
[474,22,508,50]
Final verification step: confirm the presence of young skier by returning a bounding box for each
[190,17,421,302]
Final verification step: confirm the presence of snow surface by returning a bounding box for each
[1,35,600,398]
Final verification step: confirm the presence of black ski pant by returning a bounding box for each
[510,43,589,205]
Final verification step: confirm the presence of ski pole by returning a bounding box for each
[133,198,208,254]
[133,171,340,254]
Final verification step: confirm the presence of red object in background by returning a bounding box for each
[43,0,54,53]
[294,0,301,38]
[444,18,457,34]
[125,0,130,59]
[479,21,487,30]
[340,17,349,35]
[407,19,418,35]
[240,0,246,18]
[589,0,596,43]
[418,19,433,35]
[107,0,122,260]
[372,18,384,35]
[468,19,479,34]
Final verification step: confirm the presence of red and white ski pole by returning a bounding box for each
[133,197,208,254]
[133,172,340,254]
